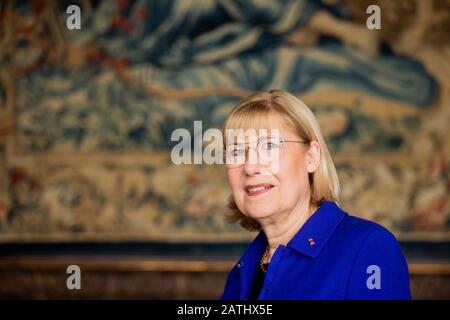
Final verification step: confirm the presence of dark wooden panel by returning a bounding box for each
[0,257,449,299]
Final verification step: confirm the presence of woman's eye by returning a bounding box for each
[231,148,244,156]
[263,142,280,150]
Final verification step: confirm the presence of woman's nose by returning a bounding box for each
[244,147,263,175]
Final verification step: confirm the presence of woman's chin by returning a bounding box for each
[244,204,278,221]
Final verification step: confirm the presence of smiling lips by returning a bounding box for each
[245,183,274,196]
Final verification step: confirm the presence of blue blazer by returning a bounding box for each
[221,201,411,300]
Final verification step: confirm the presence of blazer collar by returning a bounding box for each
[286,201,347,258]
[235,202,346,299]
[241,201,347,263]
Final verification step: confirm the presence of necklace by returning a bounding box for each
[260,246,269,273]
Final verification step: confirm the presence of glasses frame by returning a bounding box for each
[224,136,306,167]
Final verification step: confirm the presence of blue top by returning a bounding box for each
[221,201,411,300]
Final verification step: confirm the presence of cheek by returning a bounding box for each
[277,151,309,195]
[226,168,243,194]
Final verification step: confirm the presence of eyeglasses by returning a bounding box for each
[224,136,305,167]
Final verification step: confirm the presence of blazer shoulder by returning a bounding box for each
[341,214,411,299]
[339,213,406,270]
[340,212,398,242]
[333,211,402,257]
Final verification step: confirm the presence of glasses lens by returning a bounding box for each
[225,137,283,166]
[258,137,281,162]
[225,144,246,166]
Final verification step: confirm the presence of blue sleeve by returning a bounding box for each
[345,227,411,300]
[221,265,240,300]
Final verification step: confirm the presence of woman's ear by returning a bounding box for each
[306,141,321,173]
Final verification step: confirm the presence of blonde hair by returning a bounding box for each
[222,89,340,231]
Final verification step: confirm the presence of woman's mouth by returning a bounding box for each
[245,183,274,196]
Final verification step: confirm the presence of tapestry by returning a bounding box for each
[0,0,448,242]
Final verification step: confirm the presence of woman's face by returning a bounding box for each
[226,115,320,222]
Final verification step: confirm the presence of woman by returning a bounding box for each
[221,90,411,300]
